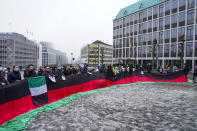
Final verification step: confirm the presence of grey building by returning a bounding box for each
[113,0,197,70]
[0,32,38,69]
[40,42,68,67]
[81,40,113,67]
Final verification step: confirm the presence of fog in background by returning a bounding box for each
[0,0,139,59]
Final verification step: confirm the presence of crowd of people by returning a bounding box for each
[0,63,197,87]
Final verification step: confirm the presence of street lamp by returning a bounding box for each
[71,52,73,65]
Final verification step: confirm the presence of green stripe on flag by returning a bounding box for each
[0,82,190,131]
[27,76,46,88]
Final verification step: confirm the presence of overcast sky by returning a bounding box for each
[0,0,138,59]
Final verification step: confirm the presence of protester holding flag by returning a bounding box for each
[24,65,37,79]
[7,65,21,83]
[27,76,48,106]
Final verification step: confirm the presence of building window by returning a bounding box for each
[119,39,122,48]
[178,27,185,41]
[123,16,129,27]
[130,15,133,25]
[172,0,178,13]
[179,0,186,11]
[147,33,152,45]
[138,35,143,45]
[179,12,185,26]
[164,44,170,57]
[188,0,195,9]
[130,48,133,57]
[130,26,133,36]
[143,9,147,21]
[126,48,129,57]
[115,49,118,58]
[159,18,164,30]
[119,19,123,28]
[143,22,147,33]
[159,4,164,17]
[130,37,133,48]
[134,13,139,24]
[171,44,177,57]
[195,25,197,40]
[139,24,143,34]
[153,19,158,31]
[165,30,170,43]
[186,42,193,57]
[171,29,177,42]
[159,31,164,43]
[153,32,158,40]
[165,1,170,15]
[158,45,163,57]
[138,47,142,57]
[123,28,126,37]
[134,36,138,46]
[153,6,158,18]
[147,46,152,57]
[148,8,152,19]
[119,49,122,58]
[148,20,152,32]
[142,46,146,57]
[165,16,170,29]
[134,25,138,35]
[139,12,143,22]
[187,10,194,25]
[171,14,177,28]
[195,42,197,57]
[187,26,194,41]
[126,26,130,36]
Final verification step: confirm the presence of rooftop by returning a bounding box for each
[114,0,168,20]
[91,40,112,47]
[0,32,35,43]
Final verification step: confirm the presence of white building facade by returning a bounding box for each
[40,42,68,67]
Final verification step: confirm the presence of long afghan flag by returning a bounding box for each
[27,76,48,106]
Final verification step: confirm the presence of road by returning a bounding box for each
[26,83,197,131]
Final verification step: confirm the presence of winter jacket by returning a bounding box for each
[7,71,21,83]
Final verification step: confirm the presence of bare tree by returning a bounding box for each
[152,39,157,69]
[179,35,185,69]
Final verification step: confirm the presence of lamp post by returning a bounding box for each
[71,52,73,65]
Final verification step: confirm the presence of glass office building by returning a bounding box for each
[113,0,197,70]
[0,33,38,69]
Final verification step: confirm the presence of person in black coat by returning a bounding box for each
[38,66,44,76]
[7,65,21,84]
[42,66,53,77]
[107,65,115,80]
[24,65,37,79]
[55,66,63,77]
[0,66,8,87]
[81,64,88,74]
[63,66,72,76]
[147,63,152,73]
[193,66,197,83]
[184,64,190,78]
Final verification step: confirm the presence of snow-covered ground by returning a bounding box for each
[26,83,197,131]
